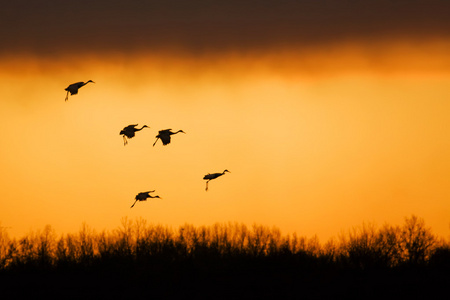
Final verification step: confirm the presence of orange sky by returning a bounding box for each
[1,40,449,241]
[1,0,450,241]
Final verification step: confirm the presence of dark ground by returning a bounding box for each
[1,259,448,299]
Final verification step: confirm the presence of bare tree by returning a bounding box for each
[400,215,436,265]
[377,224,402,267]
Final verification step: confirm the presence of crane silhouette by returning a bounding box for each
[64,80,94,101]
[153,129,185,146]
[131,191,162,208]
[203,169,230,191]
[120,124,149,145]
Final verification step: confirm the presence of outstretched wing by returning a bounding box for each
[160,134,171,145]
[127,132,136,138]
[65,82,83,95]
[136,192,147,200]
[124,124,138,130]
[204,173,219,180]
[158,129,172,134]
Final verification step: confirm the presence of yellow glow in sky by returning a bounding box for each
[1,44,449,241]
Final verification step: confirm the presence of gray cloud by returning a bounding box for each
[1,0,449,56]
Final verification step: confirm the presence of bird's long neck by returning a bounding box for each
[136,126,147,131]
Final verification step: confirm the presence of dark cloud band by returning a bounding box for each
[1,0,449,55]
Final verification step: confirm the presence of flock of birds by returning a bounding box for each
[64,80,231,208]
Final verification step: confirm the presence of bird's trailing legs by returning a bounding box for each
[123,136,128,146]
[131,196,161,208]
[152,138,159,147]
[205,180,210,191]
[65,91,69,101]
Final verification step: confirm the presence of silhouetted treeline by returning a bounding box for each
[0,215,449,299]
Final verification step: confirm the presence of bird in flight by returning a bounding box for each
[153,129,185,147]
[64,80,94,101]
[131,191,162,208]
[120,124,149,145]
[203,170,230,191]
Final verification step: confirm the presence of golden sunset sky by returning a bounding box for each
[1,0,449,241]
